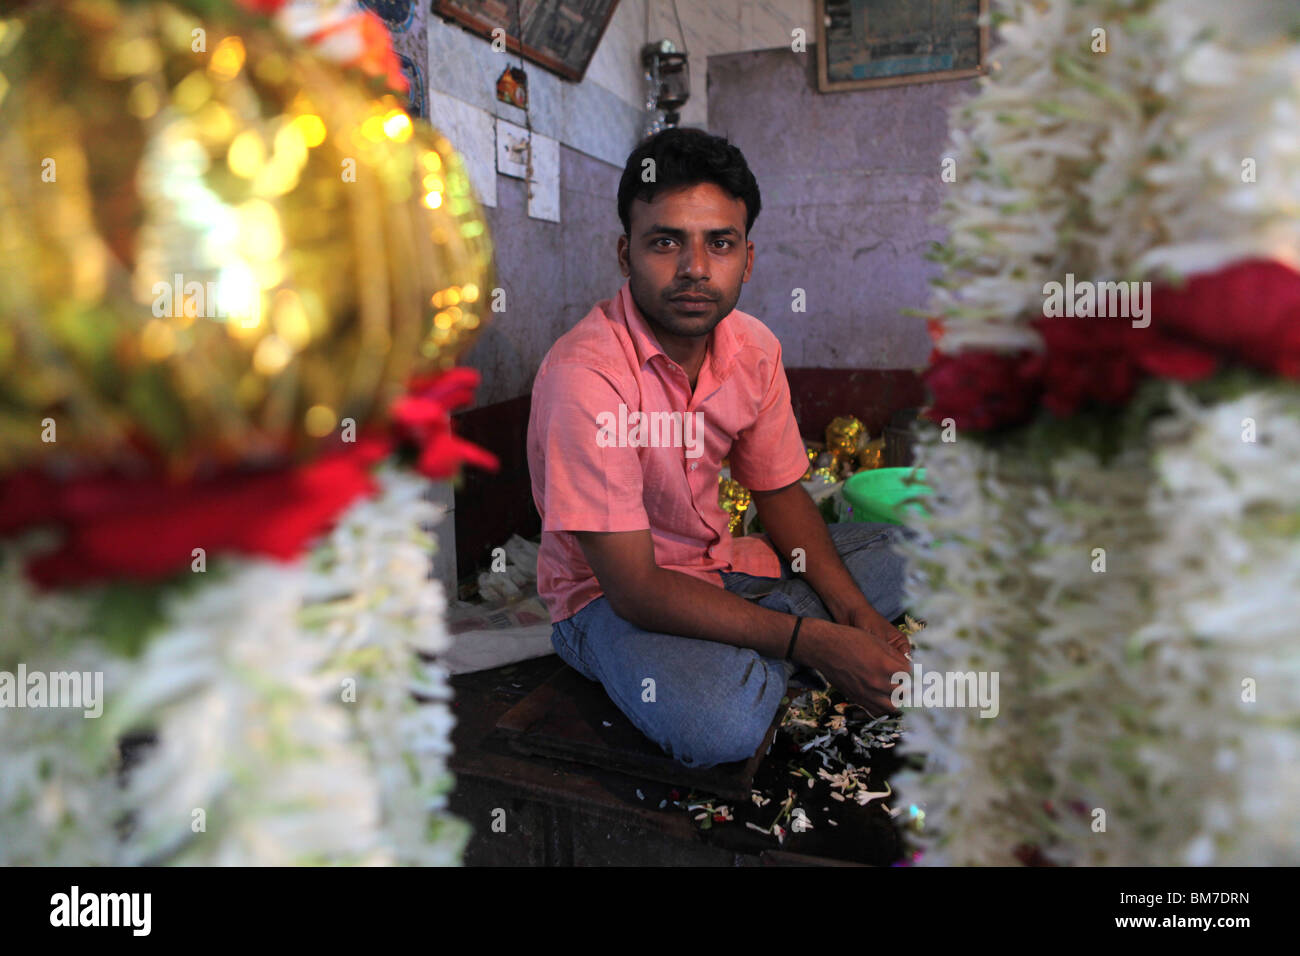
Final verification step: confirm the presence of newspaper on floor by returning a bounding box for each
[443,592,554,675]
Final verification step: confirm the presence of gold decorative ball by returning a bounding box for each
[826,415,866,461]
[0,1,493,476]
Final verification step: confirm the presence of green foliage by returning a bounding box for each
[87,584,169,658]
[88,567,216,658]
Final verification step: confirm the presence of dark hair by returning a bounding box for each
[617,127,761,236]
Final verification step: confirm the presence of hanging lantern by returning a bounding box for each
[641,39,689,135]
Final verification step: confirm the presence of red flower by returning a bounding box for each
[353,9,410,95]
[393,367,499,479]
[925,317,947,346]
[235,0,288,13]
[1032,319,1138,417]
[1150,258,1300,379]
[3,436,390,589]
[1031,313,1219,418]
[922,348,1044,431]
[1130,338,1219,382]
[303,8,409,95]
[0,366,496,588]
[920,259,1297,429]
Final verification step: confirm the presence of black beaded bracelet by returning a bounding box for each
[784,616,804,662]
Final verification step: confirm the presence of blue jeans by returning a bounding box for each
[550,521,911,769]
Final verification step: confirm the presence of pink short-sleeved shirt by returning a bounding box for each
[527,280,809,624]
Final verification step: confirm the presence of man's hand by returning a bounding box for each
[842,602,913,660]
[797,617,910,717]
[571,527,913,717]
[750,482,914,711]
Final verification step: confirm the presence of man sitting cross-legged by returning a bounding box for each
[526,128,912,769]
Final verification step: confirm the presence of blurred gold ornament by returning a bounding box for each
[825,416,866,473]
[0,0,493,476]
[718,474,751,535]
[857,436,885,471]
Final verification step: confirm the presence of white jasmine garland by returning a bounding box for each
[893,434,1054,866]
[898,387,1300,865]
[0,466,468,866]
[898,0,1300,866]
[1137,387,1300,865]
[0,565,126,865]
[929,0,1300,354]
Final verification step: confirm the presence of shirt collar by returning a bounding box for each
[616,279,741,381]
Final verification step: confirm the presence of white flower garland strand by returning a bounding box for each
[891,435,1045,866]
[0,562,127,865]
[890,432,1155,865]
[899,390,1300,865]
[930,0,1300,354]
[1018,443,1160,866]
[0,466,468,865]
[1139,387,1300,865]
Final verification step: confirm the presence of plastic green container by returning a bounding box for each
[842,467,932,525]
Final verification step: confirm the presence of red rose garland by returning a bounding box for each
[923,259,1300,430]
[0,367,497,589]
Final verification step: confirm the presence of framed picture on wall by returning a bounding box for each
[431,0,621,82]
[815,0,989,93]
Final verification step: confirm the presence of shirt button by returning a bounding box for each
[690,462,698,470]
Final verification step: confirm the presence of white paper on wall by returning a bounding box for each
[495,117,530,179]
[425,90,497,208]
[526,132,560,223]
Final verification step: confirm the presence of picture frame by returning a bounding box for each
[815,0,989,93]
[431,0,621,83]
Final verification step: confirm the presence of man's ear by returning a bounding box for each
[742,239,755,283]
[617,234,631,277]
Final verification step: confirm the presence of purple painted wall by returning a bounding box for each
[707,47,977,369]
[459,146,626,408]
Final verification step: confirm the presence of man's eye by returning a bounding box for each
[712,239,733,249]
[652,237,676,248]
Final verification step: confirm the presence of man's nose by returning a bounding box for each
[677,241,709,280]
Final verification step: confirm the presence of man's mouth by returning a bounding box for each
[669,292,718,310]
[670,295,715,313]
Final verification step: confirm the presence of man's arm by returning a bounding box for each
[751,480,909,656]
[722,335,901,650]
[574,528,907,714]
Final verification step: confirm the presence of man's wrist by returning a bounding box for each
[790,616,829,668]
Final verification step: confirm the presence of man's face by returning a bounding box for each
[617,181,754,340]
